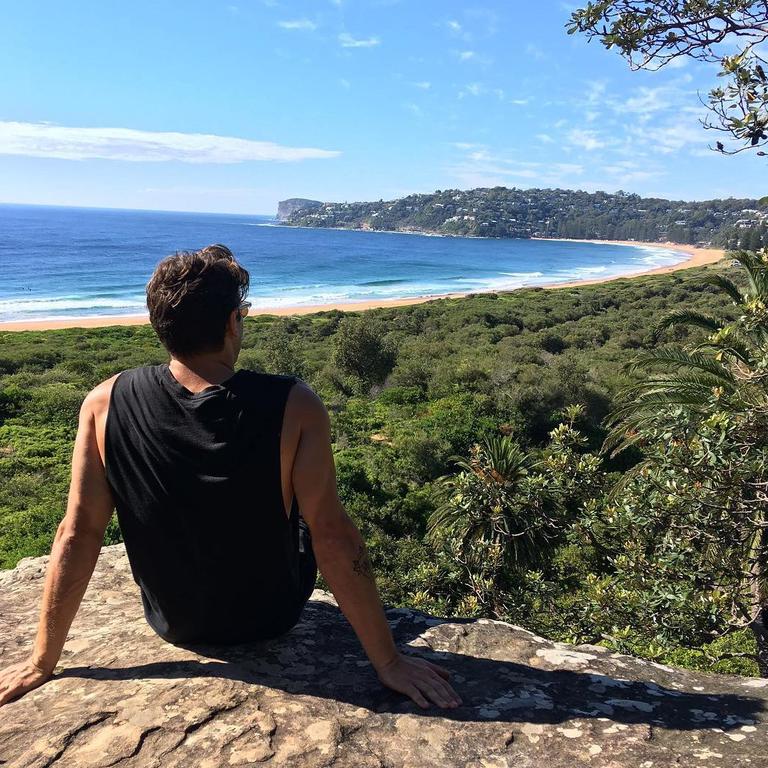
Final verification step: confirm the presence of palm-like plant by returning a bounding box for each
[604,248,768,673]
[605,249,768,456]
[427,435,556,574]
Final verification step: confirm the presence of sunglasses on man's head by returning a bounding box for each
[238,301,252,319]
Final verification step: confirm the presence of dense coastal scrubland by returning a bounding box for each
[4,255,764,676]
[280,187,768,246]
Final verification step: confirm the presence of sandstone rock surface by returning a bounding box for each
[1,544,767,767]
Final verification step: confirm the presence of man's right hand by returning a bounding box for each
[375,652,462,709]
[0,659,53,707]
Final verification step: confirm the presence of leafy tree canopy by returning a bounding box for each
[568,1,768,155]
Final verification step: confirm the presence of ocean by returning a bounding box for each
[0,204,687,323]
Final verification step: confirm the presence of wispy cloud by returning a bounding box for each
[612,77,694,121]
[563,77,708,160]
[450,142,483,150]
[667,57,688,69]
[566,128,607,151]
[448,143,585,189]
[599,159,662,184]
[339,78,351,90]
[638,121,709,154]
[585,80,607,105]
[0,121,341,163]
[339,32,380,48]
[442,17,471,42]
[458,82,509,101]
[459,82,484,98]
[411,81,431,90]
[278,19,317,30]
[458,50,476,61]
[617,87,674,116]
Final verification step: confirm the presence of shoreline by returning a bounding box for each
[0,240,726,332]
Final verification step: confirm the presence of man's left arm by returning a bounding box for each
[0,382,115,707]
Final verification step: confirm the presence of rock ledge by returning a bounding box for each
[1,545,767,767]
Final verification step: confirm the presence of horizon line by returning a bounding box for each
[0,201,276,217]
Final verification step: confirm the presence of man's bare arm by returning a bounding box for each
[0,381,115,706]
[288,383,461,709]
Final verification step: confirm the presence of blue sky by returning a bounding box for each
[0,0,764,214]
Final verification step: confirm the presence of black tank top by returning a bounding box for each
[105,364,301,644]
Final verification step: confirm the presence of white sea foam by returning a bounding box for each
[0,227,694,322]
[572,265,609,275]
[0,295,146,316]
[251,281,454,307]
[499,271,544,278]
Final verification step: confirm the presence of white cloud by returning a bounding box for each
[278,19,317,30]
[567,128,606,151]
[412,81,431,89]
[447,143,586,189]
[667,57,688,69]
[0,121,341,163]
[458,50,476,61]
[618,86,673,116]
[339,78,351,90]
[446,19,462,33]
[586,80,607,105]
[458,82,512,101]
[641,121,709,153]
[450,142,483,150]
[459,82,484,98]
[536,133,555,144]
[339,33,380,48]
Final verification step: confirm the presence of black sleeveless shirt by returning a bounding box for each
[105,364,301,644]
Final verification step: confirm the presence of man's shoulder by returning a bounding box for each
[284,378,327,423]
[81,366,150,418]
[234,371,324,415]
[235,369,296,385]
[232,369,307,400]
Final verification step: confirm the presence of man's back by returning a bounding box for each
[0,245,460,711]
[105,364,307,644]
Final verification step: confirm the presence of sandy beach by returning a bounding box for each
[0,240,726,332]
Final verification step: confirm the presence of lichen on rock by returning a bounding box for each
[1,544,767,767]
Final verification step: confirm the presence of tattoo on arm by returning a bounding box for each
[352,544,375,581]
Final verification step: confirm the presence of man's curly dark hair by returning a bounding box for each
[146,244,250,356]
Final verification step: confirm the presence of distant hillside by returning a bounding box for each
[276,198,322,221]
[278,187,768,247]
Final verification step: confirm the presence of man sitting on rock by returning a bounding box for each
[0,244,461,710]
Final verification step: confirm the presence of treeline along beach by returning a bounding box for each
[3,254,764,676]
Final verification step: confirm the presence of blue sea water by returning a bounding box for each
[0,204,687,323]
